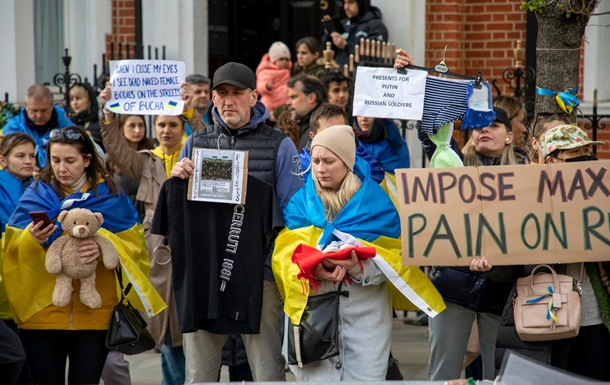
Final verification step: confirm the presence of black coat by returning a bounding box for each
[324,7,389,68]
[67,82,104,149]
[429,266,513,315]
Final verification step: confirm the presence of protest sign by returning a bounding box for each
[352,66,427,120]
[396,160,610,266]
[106,60,185,115]
[188,148,248,204]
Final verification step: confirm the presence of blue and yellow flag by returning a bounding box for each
[273,157,445,324]
[3,180,166,324]
[0,170,28,233]
[0,170,32,320]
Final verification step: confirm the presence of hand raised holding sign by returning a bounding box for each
[181,82,195,113]
[100,82,114,122]
[469,256,492,272]
[393,49,415,69]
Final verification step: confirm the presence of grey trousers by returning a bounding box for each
[184,281,286,383]
[428,301,501,381]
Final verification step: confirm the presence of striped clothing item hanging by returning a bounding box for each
[420,75,470,135]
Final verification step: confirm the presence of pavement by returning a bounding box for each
[121,312,432,384]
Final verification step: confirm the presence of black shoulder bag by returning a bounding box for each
[287,282,348,367]
[105,267,155,355]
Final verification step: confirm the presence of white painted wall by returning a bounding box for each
[582,0,610,114]
[0,0,36,104]
[368,0,426,167]
[63,0,112,85]
[141,0,208,77]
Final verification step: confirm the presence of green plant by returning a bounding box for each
[521,0,548,13]
[0,101,21,129]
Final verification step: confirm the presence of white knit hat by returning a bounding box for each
[311,125,356,170]
[268,41,291,63]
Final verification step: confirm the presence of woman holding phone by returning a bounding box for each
[2,125,165,384]
[100,81,203,385]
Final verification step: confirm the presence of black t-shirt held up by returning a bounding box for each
[151,176,283,334]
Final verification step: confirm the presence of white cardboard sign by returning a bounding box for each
[106,60,185,115]
[352,66,427,120]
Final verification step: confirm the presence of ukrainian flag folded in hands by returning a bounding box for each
[3,180,166,323]
[273,157,445,325]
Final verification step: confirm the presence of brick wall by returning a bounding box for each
[425,0,527,96]
[425,0,609,159]
[105,0,137,60]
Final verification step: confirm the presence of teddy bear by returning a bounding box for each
[45,208,120,309]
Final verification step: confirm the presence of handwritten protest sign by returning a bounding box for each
[106,60,185,115]
[396,160,610,266]
[352,66,426,120]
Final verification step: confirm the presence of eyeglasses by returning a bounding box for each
[49,129,84,141]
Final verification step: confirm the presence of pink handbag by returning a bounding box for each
[514,264,582,342]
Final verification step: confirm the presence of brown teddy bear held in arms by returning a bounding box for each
[45,208,120,308]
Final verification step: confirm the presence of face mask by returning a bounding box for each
[564,155,595,163]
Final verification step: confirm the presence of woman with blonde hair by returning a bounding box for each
[492,96,526,146]
[426,107,528,381]
[462,107,529,167]
[471,124,609,381]
[273,124,444,381]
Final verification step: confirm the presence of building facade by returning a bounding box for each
[1,0,608,158]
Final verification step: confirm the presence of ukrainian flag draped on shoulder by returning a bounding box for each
[273,157,445,325]
[0,170,33,320]
[3,180,166,323]
[0,170,30,232]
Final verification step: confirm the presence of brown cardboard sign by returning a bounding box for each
[395,160,610,266]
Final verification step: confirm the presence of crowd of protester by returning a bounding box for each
[0,0,609,384]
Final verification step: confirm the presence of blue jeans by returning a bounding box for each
[162,331,185,385]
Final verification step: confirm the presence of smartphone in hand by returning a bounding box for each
[29,211,54,228]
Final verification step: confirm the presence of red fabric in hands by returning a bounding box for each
[291,244,376,293]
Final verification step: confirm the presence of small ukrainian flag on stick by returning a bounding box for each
[109,102,121,112]
[167,101,178,110]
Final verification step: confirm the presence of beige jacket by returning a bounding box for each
[101,111,204,347]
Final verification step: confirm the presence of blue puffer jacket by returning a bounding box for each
[2,106,73,167]
[355,118,410,173]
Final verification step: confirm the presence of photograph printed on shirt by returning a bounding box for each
[188,147,248,204]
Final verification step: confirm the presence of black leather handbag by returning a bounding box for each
[287,283,347,367]
[105,267,155,355]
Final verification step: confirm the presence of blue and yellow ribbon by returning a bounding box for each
[536,86,580,115]
[525,285,560,324]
